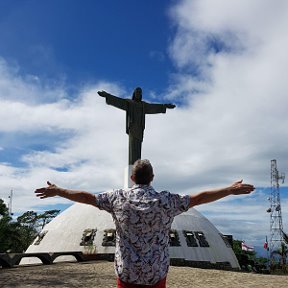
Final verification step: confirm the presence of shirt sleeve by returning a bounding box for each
[163,192,190,217]
[95,190,117,213]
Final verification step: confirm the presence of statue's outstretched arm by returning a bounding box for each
[164,103,176,109]
[98,90,110,97]
[144,102,176,114]
[97,90,127,111]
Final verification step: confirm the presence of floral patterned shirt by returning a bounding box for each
[95,184,190,285]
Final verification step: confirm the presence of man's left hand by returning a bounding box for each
[229,180,255,195]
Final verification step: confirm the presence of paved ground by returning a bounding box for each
[1,261,287,288]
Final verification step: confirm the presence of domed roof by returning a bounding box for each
[22,202,239,269]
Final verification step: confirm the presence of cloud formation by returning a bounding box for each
[164,0,288,242]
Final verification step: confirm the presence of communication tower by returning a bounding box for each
[268,159,285,260]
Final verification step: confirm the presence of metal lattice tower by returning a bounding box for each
[269,159,285,259]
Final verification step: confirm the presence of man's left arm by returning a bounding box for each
[189,180,255,208]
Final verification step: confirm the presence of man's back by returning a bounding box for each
[96,184,190,285]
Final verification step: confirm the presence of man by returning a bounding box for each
[35,159,255,288]
[98,88,175,165]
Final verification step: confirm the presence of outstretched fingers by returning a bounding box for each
[239,183,255,194]
[37,193,49,199]
[35,181,57,199]
[35,187,47,198]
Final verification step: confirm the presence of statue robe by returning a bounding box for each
[105,93,167,165]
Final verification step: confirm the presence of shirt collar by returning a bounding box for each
[132,184,152,189]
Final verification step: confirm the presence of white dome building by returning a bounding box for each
[22,202,240,269]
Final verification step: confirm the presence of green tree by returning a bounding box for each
[16,211,38,251]
[0,199,60,252]
[36,209,60,230]
[232,239,256,271]
[0,199,23,252]
[15,209,60,251]
[0,198,9,216]
[256,257,269,265]
[271,242,288,269]
[232,240,242,255]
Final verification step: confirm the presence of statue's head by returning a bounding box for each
[132,87,142,102]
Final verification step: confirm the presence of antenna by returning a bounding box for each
[268,160,285,264]
[8,189,13,216]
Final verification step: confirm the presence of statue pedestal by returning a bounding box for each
[124,165,133,188]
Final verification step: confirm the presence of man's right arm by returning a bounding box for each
[189,180,255,208]
[35,181,98,207]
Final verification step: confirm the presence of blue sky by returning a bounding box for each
[0,0,173,93]
[1,0,288,250]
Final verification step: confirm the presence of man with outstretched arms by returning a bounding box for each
[35,159,255,288]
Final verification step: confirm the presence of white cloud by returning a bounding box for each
[164,0,288,183]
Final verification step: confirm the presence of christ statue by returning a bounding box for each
[98,87,175,165]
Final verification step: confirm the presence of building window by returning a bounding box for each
[220,234,233,248]
[183,230,198,247]
[102,229,116,246]
[169,230,181,246]
[195,231,209,247]
[34,230,48,245]
[80,229,97,246]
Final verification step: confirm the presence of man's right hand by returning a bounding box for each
[35,181,61,199]
[35,182,97,206]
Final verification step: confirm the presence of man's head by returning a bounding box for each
[131,159,154,185]
[132,87,142,102]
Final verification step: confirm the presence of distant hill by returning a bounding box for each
[254,245,269,258]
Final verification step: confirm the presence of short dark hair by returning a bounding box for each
[132,159,154,184]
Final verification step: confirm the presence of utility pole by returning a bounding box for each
[268,159,285,264]
[8,189,13,216]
